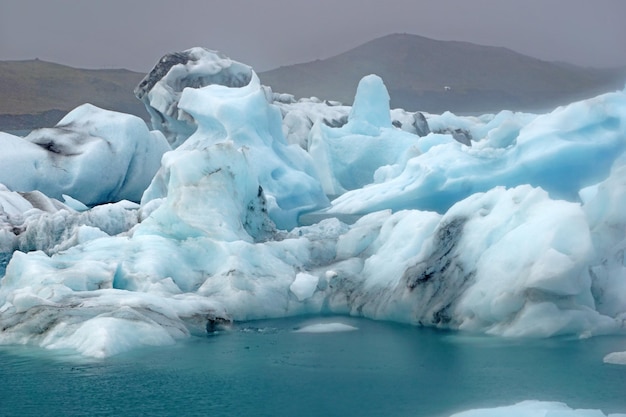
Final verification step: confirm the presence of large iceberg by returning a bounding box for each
[0,47,625,358]
[0,104,170,206]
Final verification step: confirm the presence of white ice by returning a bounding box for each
[603,351,626,365]
[449,400,626,417]
[328,91,626,215]
[138,48,329,229]
[0,104,169,206]
[294,322,358,333]
[1,48,626,358]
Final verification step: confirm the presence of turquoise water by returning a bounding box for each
[1,316,625,417]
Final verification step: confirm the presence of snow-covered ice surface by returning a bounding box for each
[450,401,626,417]
[1,48,626,359]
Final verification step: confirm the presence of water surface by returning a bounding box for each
[1,316,625,417]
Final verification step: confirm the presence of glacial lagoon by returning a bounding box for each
[1,316,625,417]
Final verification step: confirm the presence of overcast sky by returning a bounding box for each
[1,0,625,72]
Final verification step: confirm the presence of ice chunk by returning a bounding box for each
[0,105,170,206]
[62,194,89,212]
[329,90,626,215]
[135,47,254,148]
[140,52,328,229]
[449,400,626,417]
[289,272,319,301]
[2,184,623,357]
[1,186,140,276]
[582,164,626,317]
[3,49,626,359]
[137,142,268,242]
[294,322,358,333]
[348,74,392,134]
[44,315,177,358]
[273,94,429,151]
[308,75,420,195]
[603,351,626,365]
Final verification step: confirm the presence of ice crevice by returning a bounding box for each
[0,48,626,357]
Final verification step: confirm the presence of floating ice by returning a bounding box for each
[294,322,358,333]
[0,185,140,277]
[449,400,626,417]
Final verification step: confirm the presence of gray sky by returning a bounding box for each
[1,0,625,72]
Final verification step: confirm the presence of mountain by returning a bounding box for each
[259,33,626,113]
[0,59,146,129]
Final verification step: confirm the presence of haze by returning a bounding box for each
[1,0,625,72]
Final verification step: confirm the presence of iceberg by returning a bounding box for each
[329,91,626,215]
[603,351,626,365]
[0,104,170,206]
[308,74,422,196]
[294,322,358,333]
[0,47,625,358]
[449,400,626,417]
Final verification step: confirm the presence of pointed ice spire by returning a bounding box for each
[347,74,392,134]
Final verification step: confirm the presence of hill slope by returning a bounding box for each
[259,33,625,113]
[0,59,146,129]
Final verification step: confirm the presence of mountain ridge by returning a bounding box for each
[0,59,147,129]
[259,33,625,113]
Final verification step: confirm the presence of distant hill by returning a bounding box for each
[259,33,626,113]
[0,59,146,130]
[1,34,625,131]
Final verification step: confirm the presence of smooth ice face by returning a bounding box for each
[308,75,421,195]
[347,74,392,133]
[603,351,626,365]
[0,104,170,206]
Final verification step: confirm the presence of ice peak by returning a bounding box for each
[348,74,392,133]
